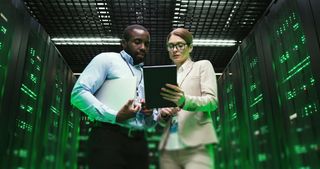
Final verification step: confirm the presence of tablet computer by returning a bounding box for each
[143,65,177,108]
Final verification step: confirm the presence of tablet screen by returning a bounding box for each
[143,65,177,108]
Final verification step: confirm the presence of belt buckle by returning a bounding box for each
[128,128,134,138]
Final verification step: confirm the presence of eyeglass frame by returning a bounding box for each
[166,42,189,51]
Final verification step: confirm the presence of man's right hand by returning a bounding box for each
[116,99,141,122]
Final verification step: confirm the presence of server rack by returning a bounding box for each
[259,0,320,168]
[216,0,320,168]
[0,0,81,168]
[216,50,253,169]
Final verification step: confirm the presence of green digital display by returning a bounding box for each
[8,32,45,168]
[268,2,320,168]
[216,64,244,169]
[0,13,11,111]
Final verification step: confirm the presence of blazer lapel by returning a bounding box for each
[179,60,194,86]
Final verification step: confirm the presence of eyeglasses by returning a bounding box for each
[167,43,188,51]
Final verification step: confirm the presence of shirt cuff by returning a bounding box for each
[95,104,117,124]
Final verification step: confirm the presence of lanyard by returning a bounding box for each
[120,53,143,92]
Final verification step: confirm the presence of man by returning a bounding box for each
[71,24,156,169]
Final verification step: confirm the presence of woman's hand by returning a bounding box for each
[159,107,180,121]
[160,84,185,107]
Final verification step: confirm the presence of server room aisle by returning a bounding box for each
[1,0,319,169]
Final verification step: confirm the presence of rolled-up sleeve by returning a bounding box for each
[70,53,117,123]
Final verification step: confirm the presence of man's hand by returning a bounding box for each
[116,99,141,122]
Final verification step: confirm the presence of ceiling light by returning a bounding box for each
[52,37,236,47]
[193,39,237,46]
[51,37,121,45]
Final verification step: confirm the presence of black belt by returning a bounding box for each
[94,121,145,139]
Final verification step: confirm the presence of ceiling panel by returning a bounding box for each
[23,0,273,73]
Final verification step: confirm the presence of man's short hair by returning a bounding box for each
[122,24,149,41]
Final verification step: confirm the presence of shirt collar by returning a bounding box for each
[178,58,192,72]
[120,50,144,67]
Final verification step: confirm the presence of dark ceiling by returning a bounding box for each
[23,0,273,74]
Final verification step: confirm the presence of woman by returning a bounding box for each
[158,28,219,169]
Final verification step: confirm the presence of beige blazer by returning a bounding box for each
[158,59,219,149]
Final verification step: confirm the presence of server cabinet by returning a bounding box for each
[5,17,50,169]
[217,0,320,168]
[0,1,22,163]
[0,2,13,111]
[240,32,285,168]
[216,67,232,169]
[258,0,320,168]
[216,51,252,169]
[59,70,81,169]
[1,1,81,168]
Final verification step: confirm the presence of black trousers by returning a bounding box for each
[87,123,149,169]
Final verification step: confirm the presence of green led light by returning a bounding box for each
[68,121,73,128]
[36,55,42,62]
[287,90,296,100]
[282,56,310,83]
[310,144,318,150]
[50,106,60,115]
[16,119,32,132]
[36,65,40,71]
[301,35,306,44]
[13,149,28,158]
[252,112,260,120]
[231,112,237,120]
[294,145,307,154]
[302,102,319,117]
[310,77,315,84]
[228,103,234,110]
[250,94,263,107]
[0,42,2,50]
[45,155,55,162]
[258,153,267,162]
[293,23,299,31]
[20,104,33,114]
[250,83,256,92]
[30,48,35,57]
[280,51,290,63]
[149,164,156,169]
[30,58,35,65]
[30,73,37,84]
[279,27,283,34]
[148,143,156,149]
[26,105,33,113]
[292,12,296,20]
[20,83,37,100]
[0,26,6,34]
[289,15,293,22]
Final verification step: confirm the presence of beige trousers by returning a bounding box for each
[159,144,215,169]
